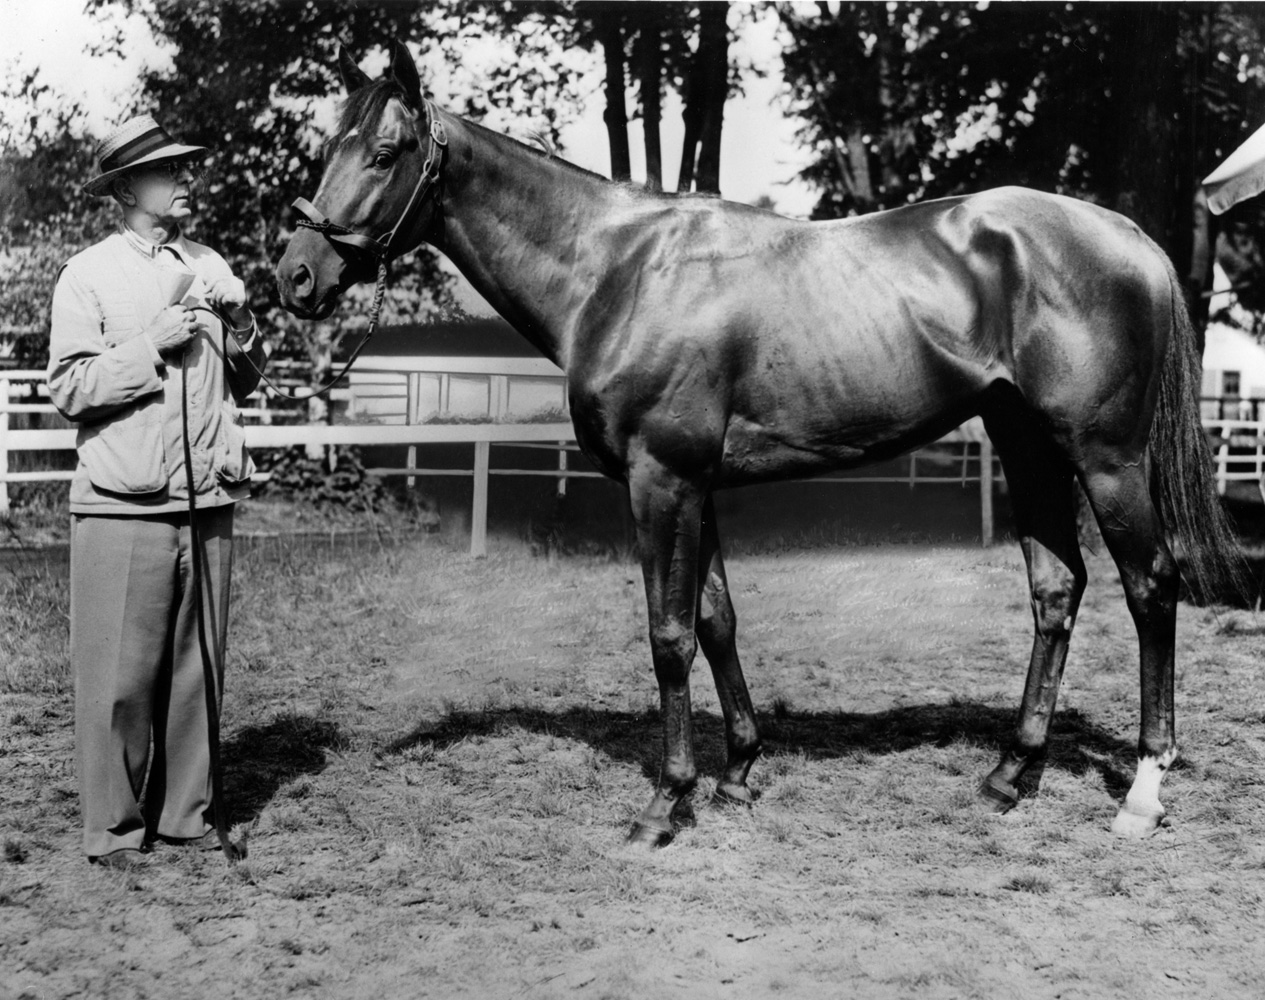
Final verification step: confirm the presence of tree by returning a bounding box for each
[585,1,633,181]
[484,2,738,195]
[676,2,730,194]
[1,87,115,368]
[778,2,1265,334]
[633,2,665,191]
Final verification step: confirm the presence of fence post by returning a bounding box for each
[979,436,994,547]
[0,376,9,515]
[470,439,490,558]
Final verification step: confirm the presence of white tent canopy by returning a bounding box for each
[1204,121,1265,215]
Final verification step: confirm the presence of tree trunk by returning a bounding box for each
[677,25,704,193]
[598,12,632,183]
[637,5,663,192]
[874,13,902,205]
[1103,6,1182,253]
[694,2,729,195]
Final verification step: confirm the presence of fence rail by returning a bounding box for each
[13,368,1261,555]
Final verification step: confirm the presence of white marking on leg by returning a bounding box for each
[1111,747,1178,837]
[1125,747,1179,816]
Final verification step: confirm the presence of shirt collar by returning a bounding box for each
[120,224,191,261]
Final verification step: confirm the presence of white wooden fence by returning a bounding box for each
[40,358,1265,556]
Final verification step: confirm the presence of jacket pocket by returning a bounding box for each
[77,399,168,495]
[214,403,255,488]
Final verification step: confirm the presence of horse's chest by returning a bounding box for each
[567,391,629,481]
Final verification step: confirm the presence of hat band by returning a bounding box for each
[100,128,179,173]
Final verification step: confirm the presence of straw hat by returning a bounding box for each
[84,114,208,197]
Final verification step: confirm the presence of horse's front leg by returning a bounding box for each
[626,457,708,849]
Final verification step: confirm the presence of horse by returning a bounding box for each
[276,42,1243,847]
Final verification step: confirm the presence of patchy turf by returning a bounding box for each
[2,518,1264,999]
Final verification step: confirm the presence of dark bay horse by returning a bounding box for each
[277,43,1243,846]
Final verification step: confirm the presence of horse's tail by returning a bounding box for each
[1150,254,1247,603]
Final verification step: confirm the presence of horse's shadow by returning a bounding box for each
[381,700,1141,805]
[221,713,345,821]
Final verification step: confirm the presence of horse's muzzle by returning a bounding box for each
[276,255,339,320]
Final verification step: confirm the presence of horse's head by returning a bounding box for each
[276,41,445,319]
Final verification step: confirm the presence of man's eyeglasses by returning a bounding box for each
[145,159,206,184]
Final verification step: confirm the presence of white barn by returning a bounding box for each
[1201,322,1265,418]
[343,318,566,424]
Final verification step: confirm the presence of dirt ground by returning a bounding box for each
[3,491,1265,999]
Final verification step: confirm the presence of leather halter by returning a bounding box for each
[292,96,448,264]
[260,97,447,402]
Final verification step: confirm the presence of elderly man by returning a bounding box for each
[48,114,266,868]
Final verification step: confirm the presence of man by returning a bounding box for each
[48,114,266,868]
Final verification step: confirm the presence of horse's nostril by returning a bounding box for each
[290,262,313,296]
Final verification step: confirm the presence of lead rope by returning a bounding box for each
[181,346,245,862]
[227,259,389,402]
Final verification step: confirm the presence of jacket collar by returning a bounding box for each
[120,224,192,261]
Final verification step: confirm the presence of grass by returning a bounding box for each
[2,504,1264,999]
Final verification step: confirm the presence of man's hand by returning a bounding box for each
[144,305,202,358]
[205,277,252,334]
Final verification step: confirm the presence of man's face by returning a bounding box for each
[122,158,202,224]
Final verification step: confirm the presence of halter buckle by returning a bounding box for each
[430,112,447,148]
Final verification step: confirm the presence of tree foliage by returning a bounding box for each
[779,1,1265,323]
[474,1,736,194]
[0,89,115,367]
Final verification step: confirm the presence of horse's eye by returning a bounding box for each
[374,151,394,169]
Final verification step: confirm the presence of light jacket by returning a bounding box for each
[47,228,267,515]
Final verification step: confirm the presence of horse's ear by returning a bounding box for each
[338,46,371,94]
[389,40,423,109]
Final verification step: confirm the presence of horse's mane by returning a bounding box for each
[330,78,667,202]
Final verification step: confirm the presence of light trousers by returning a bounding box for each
[70,506,234,857]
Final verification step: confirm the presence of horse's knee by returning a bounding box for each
[649,618,697,676]
[697,571,735,646]
[1029,569,1085,639]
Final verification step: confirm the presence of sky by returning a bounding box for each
[0,0,820,310]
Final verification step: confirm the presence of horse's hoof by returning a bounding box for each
[1110,802,1165,839]
[978,775,1019,814]
[626,821,673,849]
[711,783,755,808]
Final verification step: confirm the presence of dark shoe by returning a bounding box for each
[155,830,221,852]
[88,847,150,869]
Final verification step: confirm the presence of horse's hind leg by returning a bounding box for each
[980,414,1088,811]
[696,495,761,805]
[1079,461,1181,838]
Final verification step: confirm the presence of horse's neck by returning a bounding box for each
[434,117,632,370]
